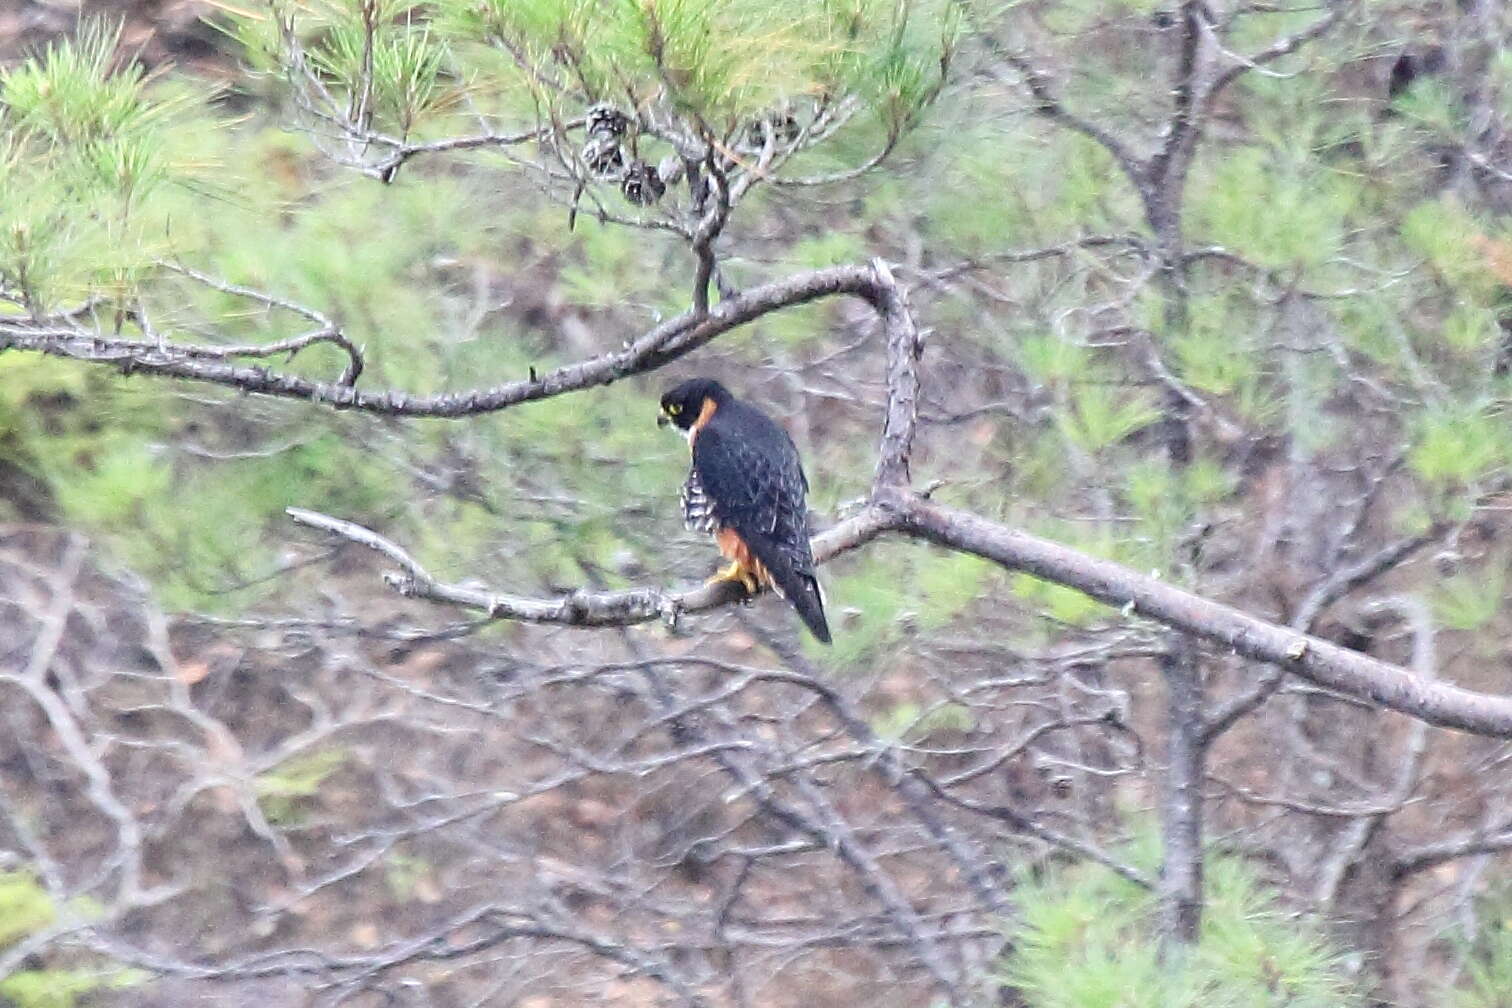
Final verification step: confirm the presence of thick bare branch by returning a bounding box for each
[871,258,923,491]
[1394,828,1512,878]
[295,489,1512,739]
[1146,1,1206,229]
[893,498,1512,738]
[0,264,883,418]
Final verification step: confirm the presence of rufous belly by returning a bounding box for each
[714,527,775,589]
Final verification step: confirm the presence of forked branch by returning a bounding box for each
[289,492,1512,740]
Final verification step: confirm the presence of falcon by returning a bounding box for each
[658,378,832,644]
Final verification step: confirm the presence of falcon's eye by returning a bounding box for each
[667,403,682,415]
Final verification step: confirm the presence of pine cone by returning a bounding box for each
[586,103,630,139]
[743,111,801,150]
[581,134,626,179]
[621,159,666,205]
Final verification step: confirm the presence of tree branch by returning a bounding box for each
[1206,2,1350,99]
[1202,525,1443,741]
[364,123,570,183]
[0,264,884,418]
[286,504,898,629]
[871,258,923,491]
[914,234,1150,283]
[1394,827,1512,878]
[293,490,1512,739]
[893,499,1512,738]
[1314,595,1437,908]
[1147,0,1206,213]
[986,49,1147,190]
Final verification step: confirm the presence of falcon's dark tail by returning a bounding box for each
[751,532,831,644]
[790,573,832,645]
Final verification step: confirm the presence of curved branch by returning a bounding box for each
[364,123,571,182]
[0,264,883,419]
[122,235,1512,741]
[1208,774,1419,819]
[984,48,1146,190]
[16,324,365,387]
[769,135,898,187]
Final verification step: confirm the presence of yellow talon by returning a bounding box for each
[706,561,742,586]
[707,561,760,596]
[709,562,734,582]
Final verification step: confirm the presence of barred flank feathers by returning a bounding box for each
[681,473,719,533]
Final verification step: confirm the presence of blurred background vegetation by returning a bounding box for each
[1,0,1511,1005]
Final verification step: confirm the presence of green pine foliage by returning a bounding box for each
[1437,879,1512,1008]
[1194,145,1359,271]
[1410,402,1505,500]
[1401,200,1502,303]
[0,871,57,946]
[255,747,350,826]
[233,0,458,138]
[0,22,212,310]
[447,0,953,130]
[1432,555,1508,632]
[0,872,142,1008]
[0,968,142,1008]
[824,545,994,666]
[999,846,1367,1008]
[1454,925,1512,1008]
[1056,382,1160,456]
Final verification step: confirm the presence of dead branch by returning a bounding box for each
[286,504,898,628]
[288,490,1512,739]
[0,263,889,418]
[896,500,1512,738]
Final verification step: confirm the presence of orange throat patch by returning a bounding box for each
[687,395,719,443]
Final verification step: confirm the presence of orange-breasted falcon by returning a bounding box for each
[658,378,831,644]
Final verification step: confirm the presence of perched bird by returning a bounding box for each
[658,378,831,644]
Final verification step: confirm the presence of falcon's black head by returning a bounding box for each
[658,378,732,431]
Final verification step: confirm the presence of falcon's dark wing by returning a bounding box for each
[691,416,830,643]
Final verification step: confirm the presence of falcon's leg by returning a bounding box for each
[709,529,763,597]
[707,561,761,597]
